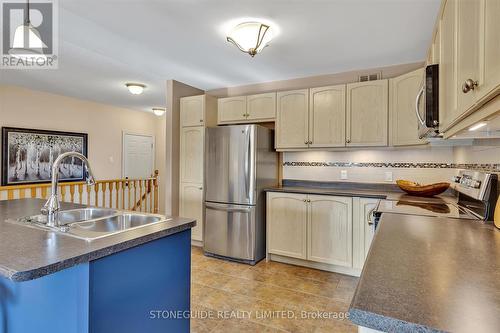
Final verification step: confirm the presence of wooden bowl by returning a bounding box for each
[396,180,450,197]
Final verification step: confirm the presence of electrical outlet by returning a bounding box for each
[385,171,393,182]
[341,170,348,180]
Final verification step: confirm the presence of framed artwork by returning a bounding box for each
[1,127,88,186]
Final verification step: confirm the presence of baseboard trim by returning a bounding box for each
[268,254,361,277]
[191,239,203,247]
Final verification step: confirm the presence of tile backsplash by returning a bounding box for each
[283,144,500,184]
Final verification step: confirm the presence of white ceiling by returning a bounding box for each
[0,0,441,113]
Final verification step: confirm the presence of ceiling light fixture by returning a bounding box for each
[9,0,48,60]
[226,21,274,57]
[152,108,166,116]
[468,122,487,131]
[126,83,146,95]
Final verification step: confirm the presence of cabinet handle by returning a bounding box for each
[198,187,203,190]
[462,79,478,93]
[346,139,351,143]
[245,113,250,118]
[303,199,307,202]
[415,85,425,126]
[307,199,311,203]
[304,141,308,145]
[199,119,204,123]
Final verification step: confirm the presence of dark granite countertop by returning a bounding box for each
[0,199,195,282]
[349,213,500,333]
[265,180,457,203]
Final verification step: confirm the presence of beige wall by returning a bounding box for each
[0,85,166,210]
[164,80,204,215]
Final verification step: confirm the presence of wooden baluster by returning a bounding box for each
[78,184,84,204]
[87,185,91,205]
[122,180,126,210]
[149,179,153,213]
[128,181,132,211]
[19,188,25,199]
[133,180,138,211]
[60,185,66,202]
[69,184,75,203]
[115,182,120,209]
[154,173,159,214]
[41,187,47,199]
[94,183,99,207]
[7,189,14,200]
[139,180,143,212]
[101,182,107,208]
[109,182,114,209]
[30,187,36,199]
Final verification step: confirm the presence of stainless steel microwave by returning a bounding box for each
[416,64,441,139]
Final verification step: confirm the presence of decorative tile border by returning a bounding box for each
[283,161,500,173]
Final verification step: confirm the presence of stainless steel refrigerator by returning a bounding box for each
[204,124,277,264]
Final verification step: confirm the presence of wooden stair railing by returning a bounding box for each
[0,170,160,214]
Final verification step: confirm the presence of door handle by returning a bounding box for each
[415,85,425,126]
[367,207,376,225]
[462,79,478,93]
[205,202,252,213]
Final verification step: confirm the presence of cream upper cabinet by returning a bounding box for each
[346,80,389,147]
[309,85,346,148]
[179,183,204,241]
[481,0,500,100]
[456,0,482,116]
[276,89,309,149]
[217,96,247,124]
[389,69,427,146]
[180,126,204,184]
[439,0,458,131]
[247,92,276,121]
[267,192,308,259]
[307,195,352,267]
[180,95,205,127]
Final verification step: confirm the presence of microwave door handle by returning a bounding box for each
[415,85,426,126]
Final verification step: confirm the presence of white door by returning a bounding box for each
[123,133,154,179]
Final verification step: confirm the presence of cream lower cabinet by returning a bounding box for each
[267,192,354,269]
[307,195,352,266]
[352,198,379,270]
[179,183,204,241]
[346,80,388,147]
[389,68,427,146]
[267,192,308,259]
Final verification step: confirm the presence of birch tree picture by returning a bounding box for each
[2,128,88,185]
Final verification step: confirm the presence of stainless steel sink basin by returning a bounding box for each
[12,208,171,241]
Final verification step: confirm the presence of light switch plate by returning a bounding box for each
[385,171,393,182]
[341,170,348,180]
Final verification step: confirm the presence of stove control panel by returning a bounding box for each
[452,170,496,201]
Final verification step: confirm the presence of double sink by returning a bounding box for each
[13,208,171,241]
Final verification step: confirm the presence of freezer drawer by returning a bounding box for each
[204,202,256,261]
[205,125,256,205]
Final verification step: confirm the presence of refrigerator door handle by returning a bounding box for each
[205,202,252,213]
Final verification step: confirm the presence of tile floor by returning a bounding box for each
[190,247,359,333]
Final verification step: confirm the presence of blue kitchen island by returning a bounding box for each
[0,199,195,333]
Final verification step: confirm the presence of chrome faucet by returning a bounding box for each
[41,152,96,226]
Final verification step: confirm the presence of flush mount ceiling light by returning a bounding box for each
[125,83,146,95]
[226,21,274,57]
[9,0,48,60]
[152,108,166,116]
[468,122,487,131]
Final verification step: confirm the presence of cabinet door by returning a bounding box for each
[217,96,247,124]
[180,126,204,183]
[309,85,346,148]
[360,198,378,259]
[481,0,500,98]
[308,195,352,267]
[276,89,309,149]
[389,68,427,146]
[179,182,204,241]
[439,0,458,131]
[180,95,205,127]
[267,192,307,259]
[247,92,276,122]
[456,0,482,115]
[346,80,388,147]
